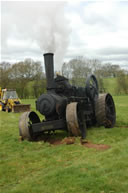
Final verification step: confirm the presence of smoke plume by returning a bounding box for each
[1,1,70,70]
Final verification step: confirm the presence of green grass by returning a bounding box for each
[103,78,118,95]
[103,77,128,95]
[0,96,128,193]
[114,96,128,127]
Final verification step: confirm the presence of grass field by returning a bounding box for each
[103,78,117,95]
[0,96,128,193]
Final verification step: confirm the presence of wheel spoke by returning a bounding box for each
[86,75,99,100]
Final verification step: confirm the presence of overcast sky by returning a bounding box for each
[1,0,128,70]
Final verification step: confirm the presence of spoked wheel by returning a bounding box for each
[86,74,99,101]
[66,102,86,138]
[95,93,116,128]
[19,111,40,140]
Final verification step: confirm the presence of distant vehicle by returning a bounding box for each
[0,88,30,113]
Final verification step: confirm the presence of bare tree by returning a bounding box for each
[62,57,92,86]
[61,62,72,79]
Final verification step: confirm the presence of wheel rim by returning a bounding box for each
[66,102,81,136]
[105,94,116,127]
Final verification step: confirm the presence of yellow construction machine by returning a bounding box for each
[0,88,30,113]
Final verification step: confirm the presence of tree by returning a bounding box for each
[61,62,72,79]
[0,62,11,88]
[116,70,128,94]
[62,57,92,86]
[9,59,44,98]
[32,61,46,98]
[87,59,105,92]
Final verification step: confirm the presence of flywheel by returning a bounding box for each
[86,74,99,101]
[95,93,116,128]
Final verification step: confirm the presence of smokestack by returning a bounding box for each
[43,53,54,92]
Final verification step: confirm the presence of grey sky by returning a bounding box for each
[1,1,128,70]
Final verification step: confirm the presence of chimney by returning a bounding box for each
[43,53,54,92]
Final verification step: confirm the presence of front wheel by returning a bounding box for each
[19,111,40,140]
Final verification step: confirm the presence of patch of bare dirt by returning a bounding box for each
[36,135,76,145]
[62,137,76,145]
[26,134,111,150]
[36,135,63,145]
[48,137,76,145]
[82,141,111,151]
[48,138,63,145]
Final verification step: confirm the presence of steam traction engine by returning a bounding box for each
[19,53,116,141]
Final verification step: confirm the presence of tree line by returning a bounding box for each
[0,59,46,98]
[62,57,128,94]
[0,56,128,98]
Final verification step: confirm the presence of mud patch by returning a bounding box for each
[36,134,76,145]
[27,134,110,150]
[36,135,62,145]
[45,137,76,145]
[47,138,63,145]
[82,141,111,151]
[62,137,76,145]
[48,137,76,145]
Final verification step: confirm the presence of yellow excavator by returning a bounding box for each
[0,87,30,113]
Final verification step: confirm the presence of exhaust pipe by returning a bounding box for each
[43,53,54,92]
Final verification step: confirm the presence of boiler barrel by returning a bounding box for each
[36,93,67,117]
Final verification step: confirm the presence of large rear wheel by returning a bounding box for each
[95,93,116,128]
